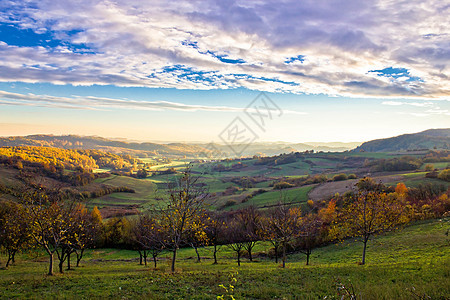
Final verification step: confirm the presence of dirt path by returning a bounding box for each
[308,175,404,201]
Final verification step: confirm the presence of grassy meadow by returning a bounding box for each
[1,219,448,299]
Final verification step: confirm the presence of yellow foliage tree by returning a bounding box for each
[331,191,409,265]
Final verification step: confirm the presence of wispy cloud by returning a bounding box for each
[0,0,448,98]
[0,90,306,115]
[381,101,435,107]
[385,100,450,117]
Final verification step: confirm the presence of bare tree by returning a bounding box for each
[296,213,323,265]
[236,206,261,262]
[224,217,247,266]
[130,213,165,268]
[158,166,209,272]
[204,211,227,265]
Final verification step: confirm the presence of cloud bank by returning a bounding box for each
[0,0,448,99]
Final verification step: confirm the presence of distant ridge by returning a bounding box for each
[353,129,450,152]
[0,134,358,158]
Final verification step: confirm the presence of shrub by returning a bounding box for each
[437,169,450,182]
[424,164,434,171]
[333,173,348,181]
[273,181,294,190]
[348,174,357,179]
[223,200,236,208]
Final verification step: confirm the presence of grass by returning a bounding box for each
[89,175,158,210]
[1,219,448,299]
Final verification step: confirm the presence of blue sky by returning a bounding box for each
[0,0,449,143]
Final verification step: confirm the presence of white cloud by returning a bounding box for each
[381,101,435,107]
[0,0,448,98]
[0,90,306,115]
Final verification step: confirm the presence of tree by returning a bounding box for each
[331,185,408,265]
[136,169,148,179]
[296,213,323,265]
[262,203,302,268]
[236,206,261,262]
[0,201,33,268]
[185,212,210,263]
[424,164,434,172]
[23,189,67,275]
[158,166,209,272]
[224,217,247,266]
[204,212,227,265]
[104,217,131,248]
[66,204,100,269]
[395,182,408,196]
[130,214,165,268]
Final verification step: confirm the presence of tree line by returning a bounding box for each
[0,146,142,172]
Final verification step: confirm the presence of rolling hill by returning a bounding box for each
[353,128,450,152]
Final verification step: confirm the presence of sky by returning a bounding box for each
[0,0,449,144]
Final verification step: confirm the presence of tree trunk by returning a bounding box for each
[56,248,67,274]
[58,258,64,273]
[11,251,16,263]
[6,251,13,268]
[76,249,84,267]
[67,251,71,270]
[282,243,286,268]
[171,249,177,272]
[48,252,54,276]
[143,250,148,266]
[153,255,157,268]
[306,250,310,266]
[194,246,201,263]
[138,250,143,265]
[274,246,278,263]
[248,250,253,261]
[362,239,367,265]
[237,251,241,267]
[213,245,218,264]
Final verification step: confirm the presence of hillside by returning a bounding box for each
[354,128,450,152]
[0,135,358,158]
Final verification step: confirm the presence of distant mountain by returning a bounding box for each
[0,134,358,158]
[353,129,450,152]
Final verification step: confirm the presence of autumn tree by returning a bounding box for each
[395,182,408,197]
[0,201,33,268]
[236,206,261,262]
[158,166,209,272]
[65,204,100,269]
[23,189,68,275]
[204,211,227,264]
[103,217,131,248]
[262,203,302,268]
[296,213,323,265]
[185,212,210,263]
[224,217,247,266]
[331,183,409,265]
[130,213,165,268]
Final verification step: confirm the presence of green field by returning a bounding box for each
[1,220,448,299]
[224,185,315,210]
